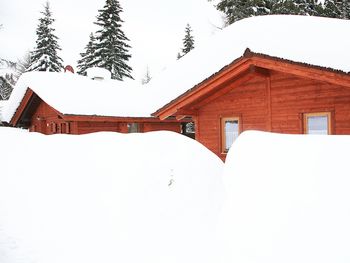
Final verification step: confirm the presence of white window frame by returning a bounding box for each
[221,117,240,153]
[303,112,331,135]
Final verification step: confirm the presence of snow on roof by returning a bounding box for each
[0,128,223,263]
[147,15,350,110]
[2,71,155,122]
[4,15,350,122]
[218,131,350,262]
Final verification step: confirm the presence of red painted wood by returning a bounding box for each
[24,99,182,135]
[194,71,350,160]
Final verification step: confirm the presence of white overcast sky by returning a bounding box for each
[0,0,223,81]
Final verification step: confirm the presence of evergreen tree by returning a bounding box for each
[93,0,133,80]
[77,33,97,76]
[0,75,14,100]
[27,2,63,72]
[322,0,342,18]
[15,51,31,80]
[216,0,271,25]
[271,0,303,15]
[322,0,350,19]
[177,24,195,59]
[141,66,152,85]
[182,24,195,55]
[214,0,326,25]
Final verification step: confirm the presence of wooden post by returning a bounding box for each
[266,76,272,131]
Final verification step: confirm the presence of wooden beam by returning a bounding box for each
[63,114,180,123]
[251,56,350,88]
[249,65,270,77]
[176,115,187,121]
[266,76,272,131]
[175,109,198,116]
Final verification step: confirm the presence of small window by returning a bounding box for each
[221,117,240,153]
[304,112,331,135]
[127,123,139,133]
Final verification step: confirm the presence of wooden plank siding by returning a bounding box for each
[194,70,350,160]
[25,100,182,135]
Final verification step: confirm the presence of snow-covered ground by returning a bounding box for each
[0,127,223,263]
[1,128,350,263]
[217,131,350,263]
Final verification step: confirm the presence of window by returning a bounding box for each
[221,117,240,153]
[304,112,331,135]
[127,123,139,133]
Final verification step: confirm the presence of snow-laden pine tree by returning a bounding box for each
[27,2,63,72]
[0,75,14,100]
[216,0,271,25]
[215,0,325,25]
[182,24,195,55]
[322,0,350,18]
[93,0,133,80]
[77,33,97,76]
[271,0,303,15]
[15,51,31,80]
[177,24,195,59]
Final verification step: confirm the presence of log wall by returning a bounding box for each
[196,71,350,160]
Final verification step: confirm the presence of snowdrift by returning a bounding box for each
[218,131,350,263]
[0,128,223,263]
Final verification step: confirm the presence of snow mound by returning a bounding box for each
[0,128,223,263]
[217,131,350,263]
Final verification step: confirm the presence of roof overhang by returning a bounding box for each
[153,49,350,120]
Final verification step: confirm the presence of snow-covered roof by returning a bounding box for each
[148,15,350,111]
[4,15,350,122]
[2,72,155,122]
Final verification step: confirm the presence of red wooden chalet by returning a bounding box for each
[154,50,350,160]
[6,72,185,135]
[152,15,350,160]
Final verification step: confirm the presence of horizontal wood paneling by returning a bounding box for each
[196,70,350,160]
[197,75,268,159]
[28,101,182,135]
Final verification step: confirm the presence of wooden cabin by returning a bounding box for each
[4,16,350,159]
[154,50,350,160]
[4,71,186,135]
[8,88,183,135]
[149,15,350,160]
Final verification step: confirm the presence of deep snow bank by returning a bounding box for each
[0,128,223,263]
[218,131,350,263]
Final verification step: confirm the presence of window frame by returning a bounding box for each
[127,123,140,133]
[221,116,240,154]
[303,112,332,135]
